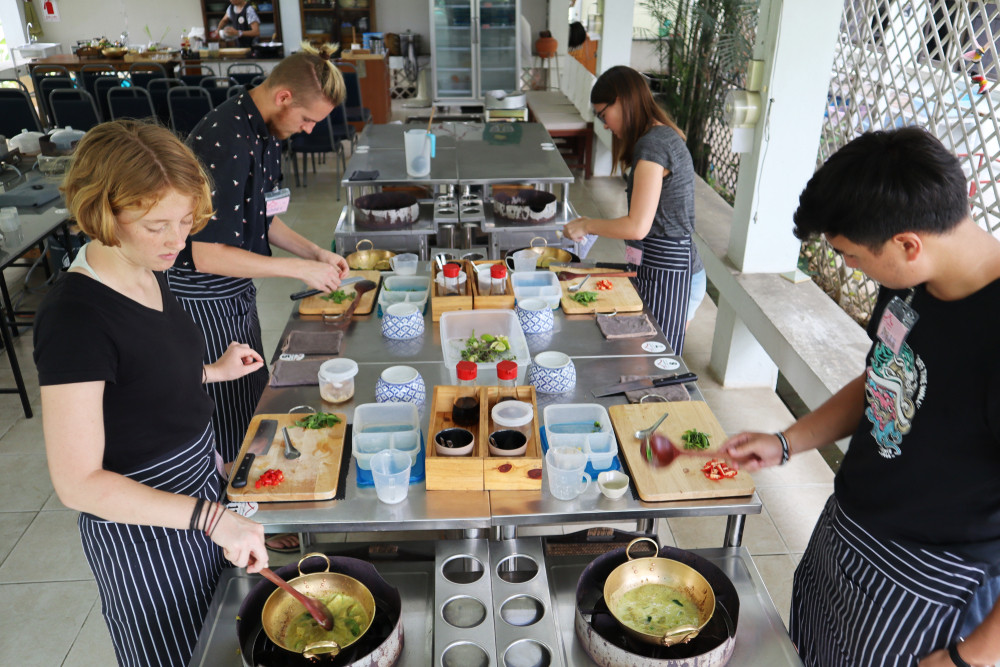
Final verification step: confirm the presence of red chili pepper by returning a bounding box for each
[255,468,284,488]
[701,459,737,481]
[596,279,613,290]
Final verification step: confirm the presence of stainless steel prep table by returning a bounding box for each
[334,202,439,259]
[188,540,802,667]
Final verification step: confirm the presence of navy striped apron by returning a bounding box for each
[167,267,269,463]
[791,496,989,667]
[627,235,693,355]
[79,422,225,667]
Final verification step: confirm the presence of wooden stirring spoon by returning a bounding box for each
[556,270,637,281]
[642,432,724,467]
[258,567,335,631]
[324,280,376,325]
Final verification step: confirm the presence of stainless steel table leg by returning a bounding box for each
[497,525,516,541]
[636,518,654,535]
[463,528,486,539]
[725,514,746,547]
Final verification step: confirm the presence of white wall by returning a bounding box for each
[26,1,203,50]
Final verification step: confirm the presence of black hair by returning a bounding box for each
[569,22,587,49]
[793,127,970,249]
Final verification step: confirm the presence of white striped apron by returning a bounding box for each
[79,422,225,667]
[791,495,989,667]
[167,267,269,463]
[627,235,693,355]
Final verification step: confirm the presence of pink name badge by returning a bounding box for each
[876,295,918,355]
[265,188,290,216]
[625,245,643,266]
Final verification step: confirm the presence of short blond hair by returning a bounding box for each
[62,120,214,246]
[265,44,346,108]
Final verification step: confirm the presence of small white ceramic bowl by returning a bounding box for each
[434,427,475,457]
[597,470,630,499]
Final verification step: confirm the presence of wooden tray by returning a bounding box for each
[226,413,347,502]
[608,402,755,502]
[430,262,474,322]
[298,270,381,316]
[469,260,514,310]
[554,268,644,314]
[426,385,486,491]
[482,385,543,490]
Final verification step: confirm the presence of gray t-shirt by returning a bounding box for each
[625,125,703,272]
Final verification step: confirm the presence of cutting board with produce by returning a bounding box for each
[558,274,643,314]
[227,413,347,502]
[608,402,755,502]
[298,271,381,316]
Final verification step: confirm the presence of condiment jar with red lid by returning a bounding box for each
[496,359,518,402]
[489,263,507,295]
[453,360,479,426]
[441,262,462,297]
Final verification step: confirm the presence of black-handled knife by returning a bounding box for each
[591,372,698,398]
[290,276,366,301]
[230,419,278,488]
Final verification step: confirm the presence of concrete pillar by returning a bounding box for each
[710,0,843,387]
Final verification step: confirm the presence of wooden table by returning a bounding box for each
[26,54,180,76]
[338,53,391,126]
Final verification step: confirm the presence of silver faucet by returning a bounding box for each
[120,31,129,47]
[26,23,36,44]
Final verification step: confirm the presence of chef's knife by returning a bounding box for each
[230,419,279,488]
[290,275,366,301]
[591,372,698,398]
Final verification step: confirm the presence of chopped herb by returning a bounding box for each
[460,330,512,363]
[295,412,343,429]
[681,428,711,450]
[571,291,599,305]
[672,598,684,607]
[321,290,356,304]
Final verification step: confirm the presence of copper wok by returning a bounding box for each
[345,239,396,271]
[261,552,377,659]
[603,537,716,647]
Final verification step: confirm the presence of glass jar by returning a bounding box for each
[440,262,461,297]
[452,360,480,426]
[317,358,358,404]
[496,360,518,402]
[490,263,507,295]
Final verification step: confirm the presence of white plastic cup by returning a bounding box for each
[545,446,592,500]
[505,249,538,273]
[390,253,419,275]
[0,208,23,248]
[370,449,412,504]
[404,129,436,177]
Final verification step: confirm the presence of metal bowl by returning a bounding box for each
[345,239,396,271]
[508,237,580,268]
[101,47,127,59]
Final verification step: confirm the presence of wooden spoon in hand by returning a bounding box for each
[556,270,637,281]
[258,567,335,631]
[641,432,722,467]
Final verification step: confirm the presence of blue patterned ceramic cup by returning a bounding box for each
[382,302,425,340]
[516,297,554,334]
[527,350,576,394]
[375,365,426,406]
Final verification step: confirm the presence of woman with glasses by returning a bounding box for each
[564,65,705,355]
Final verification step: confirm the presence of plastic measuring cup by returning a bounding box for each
[369,449,412,504]
[390,252,419,275]
[505,249,538,273]
[404,129,436,177]
[545,446,592,500]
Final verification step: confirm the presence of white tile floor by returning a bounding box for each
[0,133,834,666]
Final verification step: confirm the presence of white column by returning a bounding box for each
[595,0,633,73]
[710,0,843,387]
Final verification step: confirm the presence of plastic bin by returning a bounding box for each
[543,403,617,470]
[379,275,431,311]
[439,309,531,384]
[511,271,561,309]
[352,402,421,470]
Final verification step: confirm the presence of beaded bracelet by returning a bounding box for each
[774,432,790,465]
[189,497,205,531]
[948,641,973,667]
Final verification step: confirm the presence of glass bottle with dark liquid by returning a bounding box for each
[496,360,518,403]
[453,360,480,426]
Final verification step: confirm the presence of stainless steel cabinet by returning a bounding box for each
[430,0,520,103]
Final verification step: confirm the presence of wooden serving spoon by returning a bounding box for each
[641,432,722,467]
[324,279,377,325]
[556,270,637,281]
[258,567,335,631]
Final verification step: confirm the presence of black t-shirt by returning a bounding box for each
[835,280,1000,559]
[33,272,215,473]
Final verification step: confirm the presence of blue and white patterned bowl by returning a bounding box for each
[516,297,554,334]
[527,350,576,394]
[382,302,425,340]
[375,365,426,406]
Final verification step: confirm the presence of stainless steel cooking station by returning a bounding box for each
[334,202,439,260]
[189,539,802,666]
[336,122,580,259]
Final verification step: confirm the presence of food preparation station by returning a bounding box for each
[335,123,579,260]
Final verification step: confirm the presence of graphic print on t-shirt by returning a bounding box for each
[865,340,927,459]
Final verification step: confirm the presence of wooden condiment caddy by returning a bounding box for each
[469,260,515,310]
[430,262,474,322]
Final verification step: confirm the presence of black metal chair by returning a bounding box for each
[128,62,168,90]
[48,88,101,130]
[31,65,75,127]
[178,64,216,87]
[199,76,238,108]
[0,87,45,137]
[227,84,247,99]
[167,86,213,137]
[79,64,118,101]
[336,61,372,128]
[251,74,266,87]
[107,86,156,121]
[0,78,32,95]
[147,77,183,127]
[288,104,354,197]
[227,62,265,87]
[92,75,123,121]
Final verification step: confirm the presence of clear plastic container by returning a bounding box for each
[543,403,617,470]
[380,275,431,311]
[496,360,518,403]
[511,271,561,309]
[440,262,462,296]
[440,310,531,384]
[353,402,421,469]
[491,400,533,440]
[317,358,358,404]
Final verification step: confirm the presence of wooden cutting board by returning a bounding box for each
[608,402,755,502]
[298,271,381,316]
[557,274,644,314]
[226,413,347,502]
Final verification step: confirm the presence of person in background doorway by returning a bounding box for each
[217,0,260,48]
[167,43,348,554]
[34,120,268,667]
[723,127,1000,667]
[563,65,705,355]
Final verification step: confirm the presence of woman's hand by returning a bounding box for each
[212,509,269,573]
[206,342,264,383]
[564,217,590,242]
[296,257,347,293]
[315,248,350,279]
[721,432,784,471]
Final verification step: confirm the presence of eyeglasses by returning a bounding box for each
[594,104,609,123]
